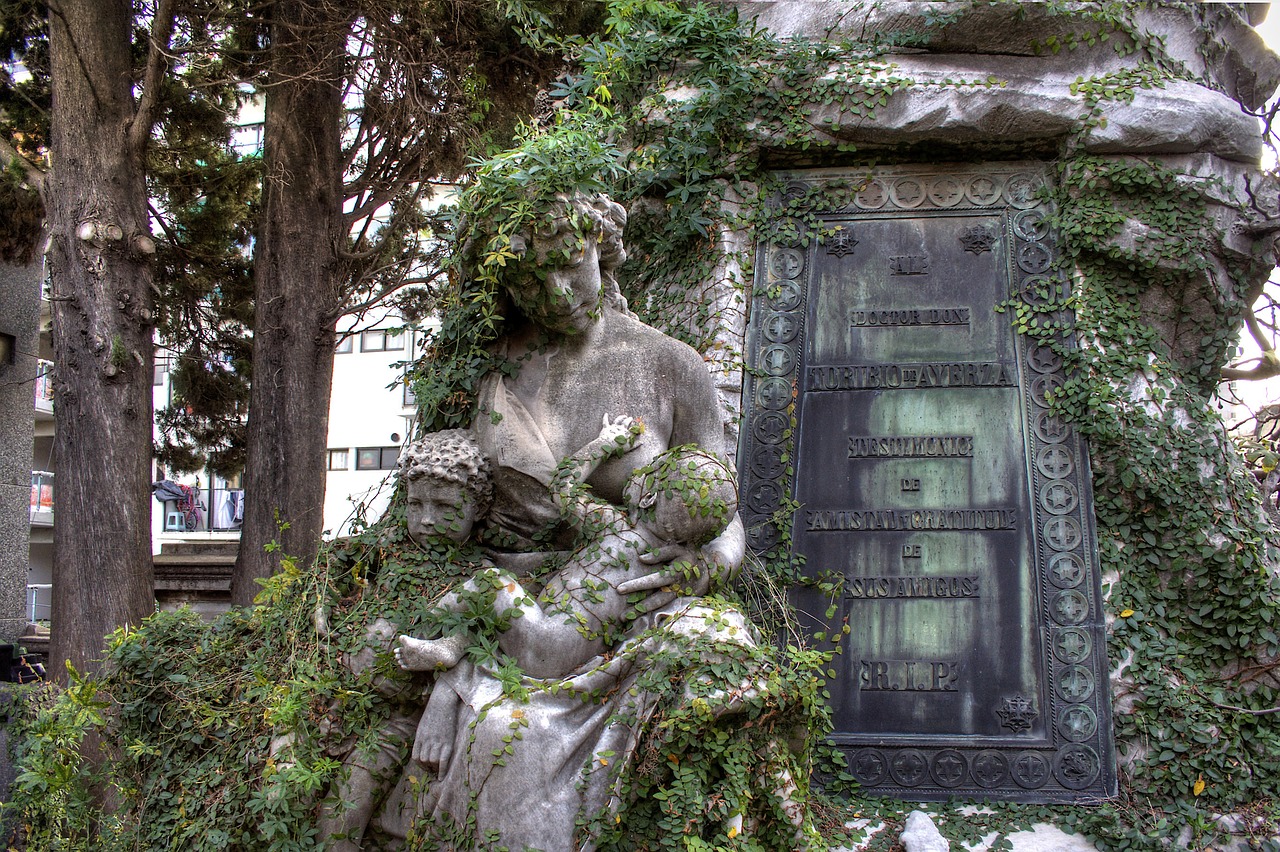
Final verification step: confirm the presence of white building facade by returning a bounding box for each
[149,310,425,555]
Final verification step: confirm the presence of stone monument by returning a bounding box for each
[740,163,1115,800]
[711,0,1280,812]
[315,194,802,851]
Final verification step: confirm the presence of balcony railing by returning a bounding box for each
[30,470,53,525]
[27,584,51,623]
[34,359,54,414]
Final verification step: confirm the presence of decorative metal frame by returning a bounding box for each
[740,164,1116,802]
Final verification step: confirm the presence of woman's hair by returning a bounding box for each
[399,430,493,515]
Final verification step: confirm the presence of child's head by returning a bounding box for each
[624,446,738,547]
[399,430,492,544]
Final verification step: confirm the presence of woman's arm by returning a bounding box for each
[550,414,641,528]
[618,343,745,611]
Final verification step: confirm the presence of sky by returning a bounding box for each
[1259,5,1280,56]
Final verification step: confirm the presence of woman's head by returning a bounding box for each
[502,193,631,334]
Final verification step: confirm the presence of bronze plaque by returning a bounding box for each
[740,165,1115,802]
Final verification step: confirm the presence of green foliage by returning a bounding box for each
[5,518,483,850]
[0,157,43,264]
[6,514,832,850]
[0,0,46,264]
[1026,154,1280,843]
[6,674,114,851]
[985,146,1280,847]
[591,630,828,852]
[0,0,49,162]
[148,18,262,474]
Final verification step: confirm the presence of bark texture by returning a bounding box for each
[47,0,159,674]
[232,0,346,606]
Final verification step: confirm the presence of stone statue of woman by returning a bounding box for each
[380,193,788,852]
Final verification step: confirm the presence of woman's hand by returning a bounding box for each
[616,545,712,616]
[617,516,746,616]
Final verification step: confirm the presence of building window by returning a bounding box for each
[153,355,168,386]
[327,449,349,471]
[361,329,404,352]
[402,375,416,407]
[232,122,264,156]
[355,446,400,471]
[335,336,353,354]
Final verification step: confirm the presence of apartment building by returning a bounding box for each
[149,309,422,550]
[27,286,53,623]
[27,294,426,624]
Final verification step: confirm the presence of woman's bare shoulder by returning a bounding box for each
[605,312,707,369]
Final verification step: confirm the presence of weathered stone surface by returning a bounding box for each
[758,58,1264,164]
[153,541,239,619]
[629,188,753,461]
[731,1,1280,111]
[1059,153,1280,379]
[0,260,41,642]
[0,486,30,640]
[1001,824,1101,852]
[900,811,949,852]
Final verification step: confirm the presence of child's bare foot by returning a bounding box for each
[394,633,466,671]
[413,687,461,772]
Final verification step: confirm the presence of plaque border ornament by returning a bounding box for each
[740,164,1116,803]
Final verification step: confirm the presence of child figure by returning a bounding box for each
[394,415,738,770]
[316,429,494,851]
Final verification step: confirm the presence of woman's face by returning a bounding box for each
[519,233,604,335]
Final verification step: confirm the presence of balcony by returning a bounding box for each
[30,470,52,526]
[33,359,53,416]
[155,482,244,534]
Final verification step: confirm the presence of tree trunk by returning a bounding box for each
[232,1,346,606]
[46,0,157,675]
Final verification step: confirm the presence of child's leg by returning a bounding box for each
[318,711,416,850]
[494,581,605,678]
[412,685,461,772]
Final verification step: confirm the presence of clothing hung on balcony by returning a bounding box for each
[214,490,244,529]
[152,480,204,530]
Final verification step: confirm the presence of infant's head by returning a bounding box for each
[399,430,492,545]
[624,446,738,547]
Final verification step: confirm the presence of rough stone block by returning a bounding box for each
[0,261,40,644]
[770,57,1263,164]
[900,810,949,852]
[730,1,1280,110]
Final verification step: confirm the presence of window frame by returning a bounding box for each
[355,446,400,471]
[360,329,404,353]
